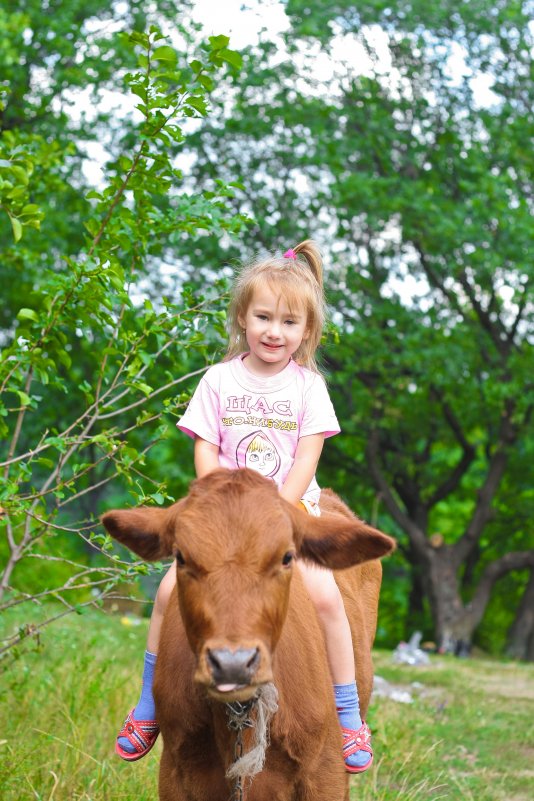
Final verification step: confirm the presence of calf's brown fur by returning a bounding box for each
[102,468,395,801]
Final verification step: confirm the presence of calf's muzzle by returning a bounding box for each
[206,646,261,690]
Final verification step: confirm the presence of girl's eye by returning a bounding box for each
[282,551,295,567]
[285,320,295,326]
[256,314,268,320]
[175,551,186,567]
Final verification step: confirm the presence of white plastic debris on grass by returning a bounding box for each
[393,631,430,666]
[372,675,414,704]
[373,633,434,704]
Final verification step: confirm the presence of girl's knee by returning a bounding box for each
[154,567,176,614]
[310,581,346,621]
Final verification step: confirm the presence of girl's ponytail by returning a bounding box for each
[293,240,323,290]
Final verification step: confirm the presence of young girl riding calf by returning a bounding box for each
[116,241,373,773]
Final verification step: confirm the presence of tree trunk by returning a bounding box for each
[406,561,427,635]
[423,546,474,655]
[364,421,532,657]
[422,548,534,656]
[506,571,534,661]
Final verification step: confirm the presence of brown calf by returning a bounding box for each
[102,468,395,801]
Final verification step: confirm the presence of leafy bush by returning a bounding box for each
[0,22,249,653]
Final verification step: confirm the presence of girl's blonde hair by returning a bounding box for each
[225,240,325,373]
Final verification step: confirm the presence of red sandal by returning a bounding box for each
[342,721,373,774]
[115,708,160,761]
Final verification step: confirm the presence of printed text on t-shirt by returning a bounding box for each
[221,416,297,431]
[226,395,293,416]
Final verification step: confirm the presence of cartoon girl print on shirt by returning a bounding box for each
[235,430,281,479]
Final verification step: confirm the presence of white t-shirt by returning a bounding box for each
[177,355,340,503]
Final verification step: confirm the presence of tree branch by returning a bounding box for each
[467,551,534,631]
[365,428,428,556]
[427,387,476,507]
[506,569,534,660]
[453,402,517,565]
[509,278,530,345]
[456,271,510,358]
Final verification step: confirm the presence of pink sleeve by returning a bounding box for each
[177,375,221,446]
[300,375,340,439]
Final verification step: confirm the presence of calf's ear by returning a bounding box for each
[101,504,179,561]
[285,502,395,569]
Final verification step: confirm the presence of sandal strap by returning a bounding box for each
[118,708,159,753]
[341,721,372,759]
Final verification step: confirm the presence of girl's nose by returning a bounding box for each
[267,320,281,337]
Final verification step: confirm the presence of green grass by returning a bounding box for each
[1,606,533,801]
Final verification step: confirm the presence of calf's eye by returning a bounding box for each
[282,551,295,567]
[175,550,186,567]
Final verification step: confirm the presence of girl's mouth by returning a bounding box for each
[262,342,282,350]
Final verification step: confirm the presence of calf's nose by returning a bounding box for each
[206,647,260,689]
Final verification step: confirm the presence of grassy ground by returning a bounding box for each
[1,605,533,801]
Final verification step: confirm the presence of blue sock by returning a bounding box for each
[334,681,372,769]
[118,650,158,754]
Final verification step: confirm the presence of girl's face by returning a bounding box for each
[239,285,308,376]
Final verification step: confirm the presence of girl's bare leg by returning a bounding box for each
[147,564,176,652]
[298,561,372,770]
[297,561,355,682]
[117,564,176,756]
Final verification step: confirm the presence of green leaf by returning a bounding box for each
[15,390,31,406]
[129,31,149,47]
[10,215,22,242]
[17,307,39,322]
[36,457,55,469]
[130,85,147,100]
[209,35,230,49]
[10,165,30,185]
[186,95,208,115]
[198,74,215,91]
[219,49,243,70]
[135,382,153,396]
[20,203,41,216]
[153,46,177,63]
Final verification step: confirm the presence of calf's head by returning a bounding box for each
[102,468,394,702]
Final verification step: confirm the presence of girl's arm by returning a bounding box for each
[279,433,325,506]
[194,436,220,478]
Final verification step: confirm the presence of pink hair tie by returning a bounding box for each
[283,248,297,260]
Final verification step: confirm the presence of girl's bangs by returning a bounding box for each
[253,270,315,315]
